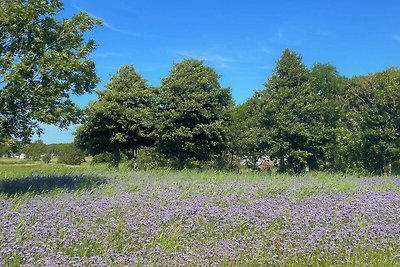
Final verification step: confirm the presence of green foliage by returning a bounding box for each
[346,68,400,174]
[308,63,348,170]
[227,96,269,170]
[261,49,313,173]
[45,143,67,157]
[61,48,399,174]
[392,161,400,175]
[0,138,21,156]
[267,48,309,91]
[58,144,85,165]
[233,49,399,175]
[0,0,102,142]
[22,141,71,162]
[42,154,51,164]
[235,49,349,174]
[22,140,47,161]
[134,147,171,170]
[157,59,233,168]
[75,65,157,167]
[91,153,114,165]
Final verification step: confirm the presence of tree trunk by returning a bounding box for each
[111,147,121,168]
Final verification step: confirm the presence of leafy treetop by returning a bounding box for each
[0,0,102,142]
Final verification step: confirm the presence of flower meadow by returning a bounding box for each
[0,171,399,266]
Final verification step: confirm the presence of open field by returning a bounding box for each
[0,161,399,266]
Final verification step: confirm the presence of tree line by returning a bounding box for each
[1,0,399,174]
[0,140,85,165]
[233,49,400,174]
[74,50,400,174]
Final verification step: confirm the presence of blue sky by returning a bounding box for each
[38,0,400,143]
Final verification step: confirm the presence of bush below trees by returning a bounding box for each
[58,145,85,165]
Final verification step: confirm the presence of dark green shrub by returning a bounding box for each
[58,144,85,165]
[91,153,113,165]
[42,154,51,164]
[391,161,400,175]
[133,147,171,170]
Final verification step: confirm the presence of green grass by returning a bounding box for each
[1,158,399,198]
[0,158,114,180]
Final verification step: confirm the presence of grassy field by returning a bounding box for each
[0,159,399,266]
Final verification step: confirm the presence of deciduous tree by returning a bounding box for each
[261,49,311,173]
[0,0,101,142]
[157,59,232,167]
[75,65,157,167]
[227,95,269,170]
[347,68,400,174]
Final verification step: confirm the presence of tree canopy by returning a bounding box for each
[0,0,101,142]
[73,50,400,174]
[156,59,233,167]
[1,1,397,174]
[260,49,313,173]
[75,65,157,167]
[346,68,400,174]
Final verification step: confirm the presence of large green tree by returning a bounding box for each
[259,50,348,173]
[75,65,157,167]
[261,49,311,173]
[0,0,101,142]
[347,67,400,174]
[307,63,348,171]
[157,59,232,167]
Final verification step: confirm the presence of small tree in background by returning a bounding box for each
[42,154,51,164]
[58,144,85,165]
[22,140,47,161]
[258,49,349,173]
[227,95,270,171]
[0,138,21,157]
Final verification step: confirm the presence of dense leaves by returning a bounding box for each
[22,139,46,160]
[157,59,233,167]
[227,95,269,170]
[75,65,157,167]
[260,49,312,173]
[0,0,398,173]
[57,143,85,165]
[346,68,400,174]
[0,0,101,142]
[233,49,400,174]
[73,51,400,174]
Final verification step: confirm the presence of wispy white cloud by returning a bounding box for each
[174,50,235,68]
[91,52,131,58]
[268,29,285,43]
[259,47,274,55]
[314,30,331,37]
[72,4,124,33]
[277,29,284,41]
[256,65,273,70]
[393,34,400,41]
[266,28,304,46]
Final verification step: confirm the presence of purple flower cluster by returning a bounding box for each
[0,175,399,266]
